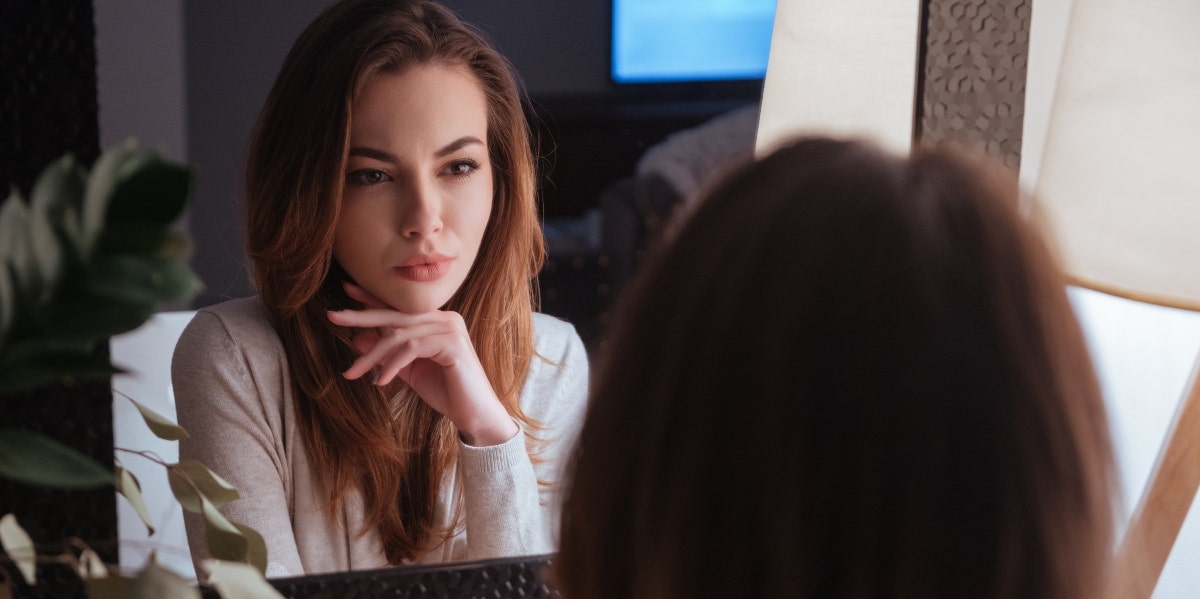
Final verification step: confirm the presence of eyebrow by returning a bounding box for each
[347,136,485,163]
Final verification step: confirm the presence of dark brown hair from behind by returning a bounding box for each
[556,137,1115,598]
[244,0,544,563]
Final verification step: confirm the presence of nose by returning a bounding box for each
[398,178,443,239]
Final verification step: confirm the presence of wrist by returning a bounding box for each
[458,409,519,447]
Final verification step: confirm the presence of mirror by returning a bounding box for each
[97,0,764,584]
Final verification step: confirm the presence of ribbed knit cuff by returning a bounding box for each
[458,419,525,474]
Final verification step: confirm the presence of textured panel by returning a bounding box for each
[917,0,1031,168]
[201,556,560,599]
[0,0,100,195]
[0,2,107,597]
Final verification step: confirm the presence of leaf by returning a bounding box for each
[39,291,156,342]
[30,154,86,224]
[105,158,193,225]
[116,467,156,535]
[201,496,248,563]
[30,154,86,258]
[0,194,38,297]
[0,349,120,395]
[0,514,36,585]
[86,253,203,307]
[28,204,63,296]
[82,139,142,255]
[202,559,284,599]
[0,190,28,264]
[121,393,188,441]
[0,266,13,339]
[0,429,112,488]
[167,467,200,513]
[76,546,109,580]
[125,556,200,599]
[167,460,238,512]
[233,522,268,576]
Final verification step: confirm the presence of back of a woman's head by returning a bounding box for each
[557,137,1115,598]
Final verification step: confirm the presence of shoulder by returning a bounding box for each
[521,313,589,420]
[173,296,285,377]
[177,297,279,351]
[531,312,586,365]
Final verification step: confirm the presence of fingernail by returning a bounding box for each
[371,370,381,385]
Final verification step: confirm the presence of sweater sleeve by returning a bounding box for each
[455,318,589,559]
[172,308,305,579]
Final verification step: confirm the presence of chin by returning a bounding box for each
[387,287,458,315]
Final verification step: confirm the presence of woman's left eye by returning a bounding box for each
[445,159,480,178]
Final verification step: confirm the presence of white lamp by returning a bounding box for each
[755,0,922,156]
[1033,0,1200,596]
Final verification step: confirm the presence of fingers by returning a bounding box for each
[351,330,380,355]
[376,332,459,386]
[326,307,456,331]
[342,280,388,309]
[339,322,454,382]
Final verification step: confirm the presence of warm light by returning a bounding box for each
[1034,0,1200,311]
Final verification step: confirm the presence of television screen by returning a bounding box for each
[612,0,778,84]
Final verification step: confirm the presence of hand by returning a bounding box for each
[327,281,519,446]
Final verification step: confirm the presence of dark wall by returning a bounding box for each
[184,1,613,307]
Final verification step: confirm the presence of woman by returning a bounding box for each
[557,138,1116,598]
[172,0,587,577]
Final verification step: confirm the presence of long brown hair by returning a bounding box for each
[244,0,543,563]
[557,138,1115,598]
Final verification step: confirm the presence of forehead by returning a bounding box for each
[350,63,489,144]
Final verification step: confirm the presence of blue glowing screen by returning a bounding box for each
[612,0,777,83]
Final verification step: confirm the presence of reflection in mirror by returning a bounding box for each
[101,0,770,585]
[166,0,589,581]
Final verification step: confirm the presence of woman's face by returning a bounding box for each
[334,63,493,314]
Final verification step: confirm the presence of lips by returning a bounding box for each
[394,254,453,282]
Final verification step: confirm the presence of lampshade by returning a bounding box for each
[755,0,921,156]
[1033,0,1200,311]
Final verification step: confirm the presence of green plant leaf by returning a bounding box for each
[28,204,63,297]
[75,546,109,580]
[116,466,156,536]
[0,514,36,585]
[82,139,143,255]
[0,350,119,395]
[30,154,85,224]
[105,159,193,225]
[120,393,188,441]
[201,496,248,563]
[0,190,28,264]
[166,466,200,513]
[39,291,157,343]
[234,522,268,576]
[30,154,86,259]
[125,555,200,599]
[86,253,203,307]
[0,429,112,488]
[0,194,38,297]
[0,266,13,340]
[167,460,238,512]
[202,559,284,599]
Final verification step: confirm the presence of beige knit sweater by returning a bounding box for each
[171,297,588,578]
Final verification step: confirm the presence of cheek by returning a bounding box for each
[332,205,375,271]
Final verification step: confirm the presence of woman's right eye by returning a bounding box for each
[346,169,391,186]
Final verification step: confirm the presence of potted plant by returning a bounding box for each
[0,142,277,598]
